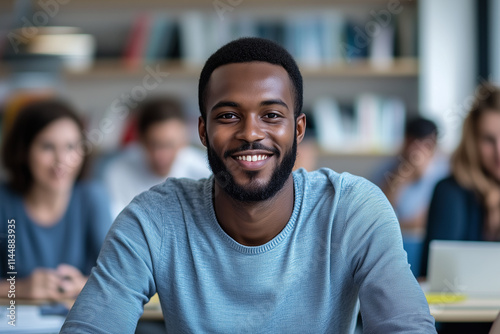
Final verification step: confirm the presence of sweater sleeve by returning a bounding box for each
[340,176,436,333]
[61,193,161,333]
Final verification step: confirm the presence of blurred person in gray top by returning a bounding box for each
[374,116,449,236]
[103,97,211,218]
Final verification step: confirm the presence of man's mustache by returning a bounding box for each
[223,142,280,159]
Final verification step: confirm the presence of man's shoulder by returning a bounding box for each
[117,177,210,229]
[296,168,375,194]
[134,176,210,206]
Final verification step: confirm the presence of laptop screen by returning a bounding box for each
[427,240,500,296]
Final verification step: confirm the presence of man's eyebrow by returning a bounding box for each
[210,101,239,112]
[260,99,289,110]
[210,99,289,112]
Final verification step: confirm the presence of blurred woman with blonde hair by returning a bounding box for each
[452,83,500,240]
[420,82,500,333]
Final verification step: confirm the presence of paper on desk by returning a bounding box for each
[0,305,65,333]
[144,293,160,310]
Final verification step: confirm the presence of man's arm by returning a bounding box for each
[342,178,436,333]
[61,198,160,333]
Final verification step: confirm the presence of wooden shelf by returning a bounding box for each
[300,58,418,78]
[2,58,415,81]
[0,0,416,11]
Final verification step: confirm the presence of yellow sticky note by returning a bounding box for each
[425,293,467,304]
[149,293,160,304]
[144,293,160,309]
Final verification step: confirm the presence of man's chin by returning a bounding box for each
[232,181,268,195]
[206,137,297,203]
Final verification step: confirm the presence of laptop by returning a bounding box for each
[427,240,500,297]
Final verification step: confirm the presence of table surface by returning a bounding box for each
[2,296,499,324]
[429,296,500,323]
[142,296,500,323]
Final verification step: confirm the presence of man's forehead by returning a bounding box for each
[207,62,291,97]
[210,61,289,80]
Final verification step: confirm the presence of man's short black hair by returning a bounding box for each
[198,37,303,121]
[405,116,438,140]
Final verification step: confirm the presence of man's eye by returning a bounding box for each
[219,113,237,119]
[265,113,280,119]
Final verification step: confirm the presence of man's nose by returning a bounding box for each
[235,115,265,142]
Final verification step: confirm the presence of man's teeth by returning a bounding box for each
[236,155,269,162]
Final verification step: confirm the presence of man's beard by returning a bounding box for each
[206,136,297,202]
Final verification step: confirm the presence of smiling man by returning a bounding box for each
[61,38,436,333]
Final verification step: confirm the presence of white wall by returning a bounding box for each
[419,0,477,152]
[491,0,500,85]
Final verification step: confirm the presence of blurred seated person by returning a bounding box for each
[375,117,449,236]
[103,97,211,218]
[0,99,112,301]
[421,84,500,334]
[421,83,500,276]
[0,90,56,181]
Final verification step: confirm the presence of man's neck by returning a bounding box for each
[213,175,295,246]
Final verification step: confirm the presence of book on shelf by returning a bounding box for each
[313,94,405,154]
[318,11,345,66]
[123,13,153,69]
[118,8,415,68]
[179,12,208,66]
[144,15,176,63]
[369,24,395,67]
[395,6,418,58]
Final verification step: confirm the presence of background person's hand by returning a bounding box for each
[56,264,88,298]
[18,268,64,300]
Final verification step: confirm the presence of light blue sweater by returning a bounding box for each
[61,169,436,333]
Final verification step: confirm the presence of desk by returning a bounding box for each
[429,297,500,323]
[421,280,500,323]
[118,297,500,323]
[143,297,500,323]
[0,297,160,313]
[0,298,164,333]
[142,300,163,320]
[0,299,68,333]
[4,297,498,326]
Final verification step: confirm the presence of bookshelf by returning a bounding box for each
[0,0,414,11]
[0,0,420,177]
[0,58,418,79]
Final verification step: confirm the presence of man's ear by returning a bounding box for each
[296,113,306,145]
[198,116,207,147]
